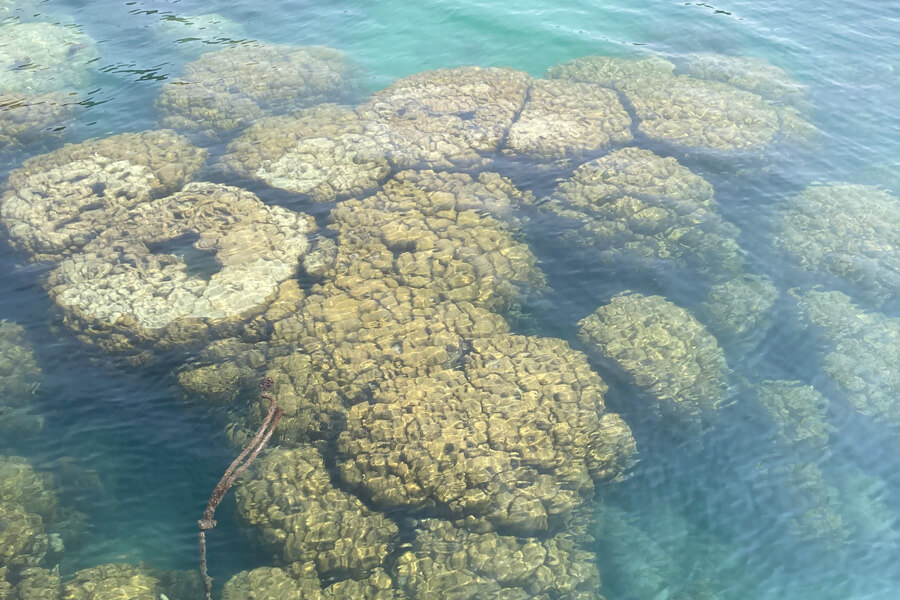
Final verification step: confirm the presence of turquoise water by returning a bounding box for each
[0,0,899,598]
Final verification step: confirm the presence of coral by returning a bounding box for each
[395,518,601,599]
[223,565,322,600]
[46,182,316,354]
[504,79,632,159]
[795,289,900,425]
[0,456,58,522]
[682,53,807,105]
[324,170,545,311]
[579,292,732,423]
[177,338,270,404]
[775,184,900,308]
[548,55,814,152]
[0,504,48,570]
[536,148,742,278]
[156,44,352,139]
[11,567,61,600]
[356,66,531,169]
[754,380,832,449]
[0,93,78,152]
[700,274,778,346]
[0,321,42,440]
[220,104,392,202]
[779,462,847,545]
[62,563,160,600]
[234,445,398,578]
[1,130,207,262]
[0,23,98,95]
[338,333,635,534]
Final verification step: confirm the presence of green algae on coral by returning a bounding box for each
[1,130,207,262]
[579,292,732,423]
[536,147,743,279]
[156,44,353,140]
[776,184,900,308]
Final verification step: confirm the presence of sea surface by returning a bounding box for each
[1,0,899,598]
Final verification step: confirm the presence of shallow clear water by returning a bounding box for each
[1,0,899,598]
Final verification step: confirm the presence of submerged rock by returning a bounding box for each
[795,289,900,425]
[579,292,732,423]
[0,93,78,152]
[0,23,98,95]
[535,147,743,279]
[220,104,392,202]
[46,182,316,354]
[775,184,900,308]
[356,66,531,169]
[338,333,635,534]
[235,445,398,578]
[1,130,207,262]
[549,55,814,153]
[156,43,352,140]
[504,78,632,159]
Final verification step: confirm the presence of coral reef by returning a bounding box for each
[548,55,814,152]
[223,563,404,600]
[534,147,743,278]
[579,292,732,423]
[395,518,601,599]
[46,182,316,354]
[0,456,62,575]
[0,93,78,152]
[235,445,398,578]
[0,321,42,442]
[1,130,207,262]
[156,44,352,139]
[338,333,635,534]
[504,78,632,159]
[356,66,531,169]
[700,273,778,347]
[681,54,807,106]
[795,289,900,425]
[61,563,161,600]
[754,380,832,450]
[0,23,98,95]
[220,104,392,202]
[775,184,900,308]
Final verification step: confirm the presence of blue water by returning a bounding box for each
[1,0,899,598]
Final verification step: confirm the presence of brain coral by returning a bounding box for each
[356,66,531,169]
[156,43,352,139]
[235,445,398,578]
[548,55,814,152]
[775,184,900,308]
[536,147,743,279]
[220,104,392,202]
[1,130,206,262]
[46,182,316,354]
[0,22,98,94]
[395,518,602,599]
[0,92,78,152]
[795,289,900,426]
[579,292,732,423]
[338,333,635,534]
